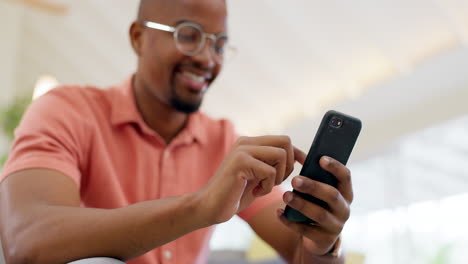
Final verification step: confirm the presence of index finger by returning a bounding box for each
[237,136,295,178]
[293,146,306,165]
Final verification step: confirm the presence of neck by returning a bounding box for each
[133,75,187,144]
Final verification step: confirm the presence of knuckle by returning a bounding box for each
[267,166,277,178]
[344,208,351,222]
[344,169,352,182]
[292,196,304,211]
[248,168,257,179]
[266,178,275,190]
[276,147,287,159]
[234,145,247,152]
[234,151,250,164]
[329,189,341,203]
[336,223,345,234]
[281,135,292,145]
[343,203,351,220]
[316,209,328,223]
[236,170,248,181]
[236,136,250,146]
[345,167,352,177]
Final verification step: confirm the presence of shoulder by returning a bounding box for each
[40,85,112,114]
[17,85,113,137]
[29,85,113,123]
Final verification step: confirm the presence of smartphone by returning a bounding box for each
[284,110,362,224]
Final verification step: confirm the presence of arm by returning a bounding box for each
[248,201,344,264]
[0,168,208,264]
[0,136,295,264]
[248,156,353,264]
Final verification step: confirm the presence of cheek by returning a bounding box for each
[142,37,180,82]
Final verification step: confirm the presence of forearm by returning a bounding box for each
[8,192,207,264]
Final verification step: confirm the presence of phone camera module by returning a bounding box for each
[330,117,343,128]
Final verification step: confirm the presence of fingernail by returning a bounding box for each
[284,192,293,203]
[294,177,304,188]
[323,156,331,164]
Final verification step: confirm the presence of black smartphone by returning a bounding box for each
[284,110,362,224]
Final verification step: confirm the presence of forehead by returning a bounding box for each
[148,0,227,33]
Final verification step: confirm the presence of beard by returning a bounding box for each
[169,87,203,114]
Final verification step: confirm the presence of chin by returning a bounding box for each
[170,97,203,113]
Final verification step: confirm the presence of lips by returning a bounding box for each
[182,72,206,83]
[176,70,211,93]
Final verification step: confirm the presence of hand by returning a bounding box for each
[198,136,302,225]
[278,156,353,256]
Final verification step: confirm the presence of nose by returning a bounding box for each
[192,38,216,70]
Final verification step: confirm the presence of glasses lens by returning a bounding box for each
[175,25,203,55]
[214,36,228,55]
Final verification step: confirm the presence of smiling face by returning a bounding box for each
[131,0,227,113]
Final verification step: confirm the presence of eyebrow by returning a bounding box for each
[174,19,228,36]
[174,19,193,26]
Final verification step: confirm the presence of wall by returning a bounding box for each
[0,2,24,262]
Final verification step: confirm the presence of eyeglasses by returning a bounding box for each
[142,20,232,62]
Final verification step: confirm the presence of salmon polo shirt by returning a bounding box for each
[0,76,282,264]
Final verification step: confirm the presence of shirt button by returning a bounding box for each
[163,249,172,259]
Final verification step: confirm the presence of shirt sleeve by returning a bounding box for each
[0,87,91,187]
[237,186,283,222]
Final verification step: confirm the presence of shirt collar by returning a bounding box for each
[110,75,207,146]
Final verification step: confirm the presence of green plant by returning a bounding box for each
[0,97,31,166]
[428,244,453,264]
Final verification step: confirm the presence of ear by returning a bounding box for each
[129,21,144,57]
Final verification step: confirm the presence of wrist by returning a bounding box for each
[298,235,344,264]
[185,191,213,228]
[322,236,342,258]
[193,184,238,225]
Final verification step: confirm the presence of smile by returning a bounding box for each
[182,71,207,83]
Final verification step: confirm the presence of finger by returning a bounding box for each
[293,146,307,165]
[291,176,350,221]
[319,156,353,203]
[276,208,337,255]
[282,191,343,234]
[236,153,277,196]
[239,145,287,186]
[236,136,295,180]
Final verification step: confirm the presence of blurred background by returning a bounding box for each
[1,0,468,263]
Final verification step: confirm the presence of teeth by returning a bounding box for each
[182,72,205,83]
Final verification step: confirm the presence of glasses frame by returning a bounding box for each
[142,20,229,58]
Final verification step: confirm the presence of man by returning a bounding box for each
[0,0,353,263]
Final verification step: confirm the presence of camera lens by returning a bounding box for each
[330,117,343,128]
